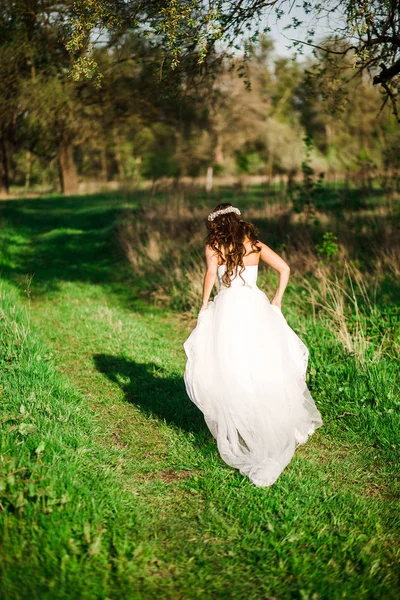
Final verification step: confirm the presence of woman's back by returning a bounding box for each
[217,263,259,288]
[217,238,261,267]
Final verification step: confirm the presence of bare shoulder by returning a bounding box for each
[256,240,268,251]
[243,237,261,251]
[256,240,290,271]
[257,240,278,252]
[205,244,217,256]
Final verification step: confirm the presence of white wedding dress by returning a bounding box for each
[183,263,323,487]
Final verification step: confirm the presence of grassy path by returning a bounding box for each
[1,193,399,598]
[29,280,399,599]
[32,281,203,481]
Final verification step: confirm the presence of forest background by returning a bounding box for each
[1,1,400,196]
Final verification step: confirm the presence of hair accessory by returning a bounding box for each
[208,206,241,221]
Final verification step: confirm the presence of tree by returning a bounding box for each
[22,76,85,195]
[0,1,85,194]
[67,1,400,124]
[283,1,400,121]
[0,5,31,194]
[1,1,398,194]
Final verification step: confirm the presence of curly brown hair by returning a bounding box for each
[206,203,260,287]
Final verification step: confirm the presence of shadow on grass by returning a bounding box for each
[0,191,154,310]
[93,353,208,436]
[0,186,398,309]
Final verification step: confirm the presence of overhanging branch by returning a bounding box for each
[373,58,400,85]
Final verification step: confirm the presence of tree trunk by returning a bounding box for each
[113,128,124,180]
[206,165,213,192]
[25,150,32,189]
[58,139,78,195]
[100,144,108,182]
[0,136,10,195]
[215,133,224,166]
[266,149,274,188]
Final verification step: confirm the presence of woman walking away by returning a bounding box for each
[183,203,323,487]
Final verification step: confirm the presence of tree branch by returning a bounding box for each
[373,58,400,85]
[365,36,400,48]
[287,37,357,55]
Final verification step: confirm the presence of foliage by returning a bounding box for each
[63,1,400,122]
[275,1,400,120]
[65,0,275,80]
[288,135,325,218]
[1,0,400,196]
[316,231,340,263]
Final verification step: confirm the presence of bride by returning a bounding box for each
[183,203,323,487]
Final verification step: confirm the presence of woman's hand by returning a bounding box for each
[199,303,208,312]
[270,296,282,310]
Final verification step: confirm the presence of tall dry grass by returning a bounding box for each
[117,207,206,312]
[302,263,375,364]
[117,194,399,361]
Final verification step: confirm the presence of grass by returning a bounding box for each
[0,187,399,599]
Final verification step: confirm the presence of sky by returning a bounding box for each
[263,2,345,59]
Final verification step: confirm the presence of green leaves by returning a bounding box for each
[316,232,339,263]
[288,135,325,219]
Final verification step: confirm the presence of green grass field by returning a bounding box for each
[0,188,399,599]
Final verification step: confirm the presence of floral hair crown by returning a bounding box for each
[207,206,241,221]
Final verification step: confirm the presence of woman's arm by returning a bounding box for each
[258,241,290,309]
[200,245,219,311]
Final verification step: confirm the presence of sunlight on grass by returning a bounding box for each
[0,188,399,599]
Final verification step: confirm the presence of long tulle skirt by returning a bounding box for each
[183,285,323,487]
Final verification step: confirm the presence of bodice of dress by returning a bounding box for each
[217,264,259,289]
